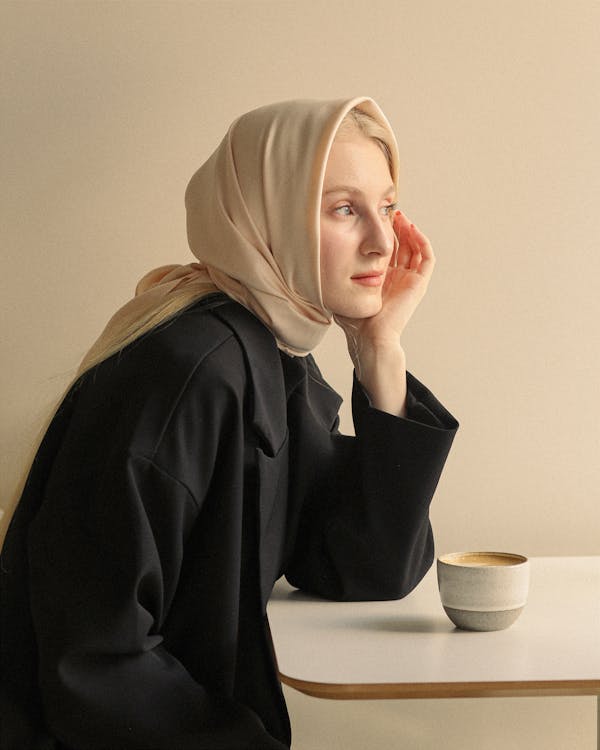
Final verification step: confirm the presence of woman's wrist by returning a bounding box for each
[351,339,408,417]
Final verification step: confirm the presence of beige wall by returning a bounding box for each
[2,1,599,747]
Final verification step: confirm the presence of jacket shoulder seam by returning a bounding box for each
[130,453,202,511]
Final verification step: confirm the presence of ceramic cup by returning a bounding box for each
[437,551,530,631]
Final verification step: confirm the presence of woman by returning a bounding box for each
[1,97,458,749]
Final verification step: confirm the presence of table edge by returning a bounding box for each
[279,674,600,700]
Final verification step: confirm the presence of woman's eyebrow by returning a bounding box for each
[322,184,396,197]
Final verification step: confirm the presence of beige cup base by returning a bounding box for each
[443,605,524,632]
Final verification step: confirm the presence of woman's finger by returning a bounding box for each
[410,249,422,272]
[407,222,435,278]
[392,212,412,268]
[392,212,436,278]
[409,223,434,257]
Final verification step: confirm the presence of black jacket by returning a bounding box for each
[1,295,458,749]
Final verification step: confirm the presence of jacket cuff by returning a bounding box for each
[352,370,459,433]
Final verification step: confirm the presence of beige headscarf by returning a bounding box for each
[78,97,399,372]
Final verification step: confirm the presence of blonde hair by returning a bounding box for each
[336,106,395,176]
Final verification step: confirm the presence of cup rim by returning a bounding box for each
[438,551,528,568]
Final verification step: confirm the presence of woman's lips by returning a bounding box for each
[351,272,384,287]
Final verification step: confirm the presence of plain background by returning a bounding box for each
[1,1,598,747]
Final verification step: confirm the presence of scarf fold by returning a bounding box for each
[79,97,399,370]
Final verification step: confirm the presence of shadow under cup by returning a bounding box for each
[437,552,530,631]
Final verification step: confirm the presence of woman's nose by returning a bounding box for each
[360,213,394,257]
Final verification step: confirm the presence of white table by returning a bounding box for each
[268,557,600,746]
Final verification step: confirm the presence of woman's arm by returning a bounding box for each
[284,360,458,602]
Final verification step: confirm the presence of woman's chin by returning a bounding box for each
[332,299,383,321]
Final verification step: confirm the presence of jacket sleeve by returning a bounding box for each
[284,370,458,602]
[26,364,287,750]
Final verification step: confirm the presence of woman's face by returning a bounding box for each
[320,133,396,319]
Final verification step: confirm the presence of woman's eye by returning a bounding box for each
[332,202,396,218]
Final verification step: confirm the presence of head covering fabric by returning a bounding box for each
[79,97,399,371]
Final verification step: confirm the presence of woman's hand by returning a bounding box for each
[356,211,435,344]
[335,212,435,416]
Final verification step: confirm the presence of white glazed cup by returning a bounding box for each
[437,552,530,631]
